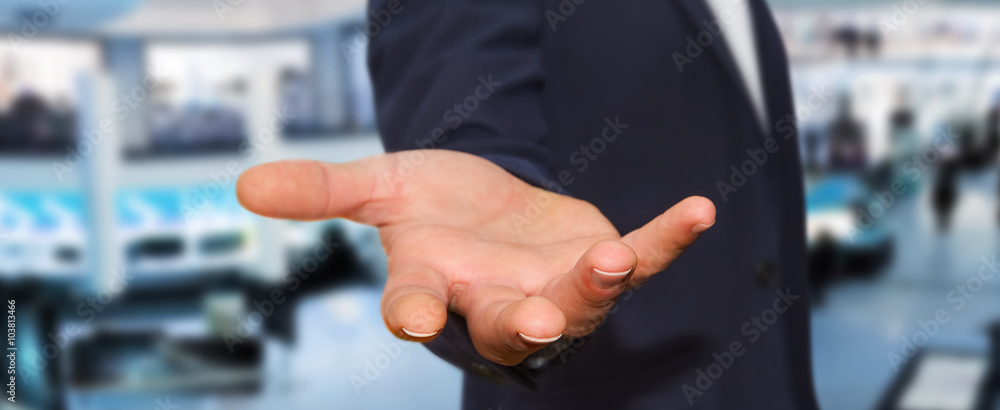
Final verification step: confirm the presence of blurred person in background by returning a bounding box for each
[991,96,1000,223]
[237,0,818,409]
[933,159,960,233]
[828,94,868,171]
[888,87,917,164]
[9,91,57,151]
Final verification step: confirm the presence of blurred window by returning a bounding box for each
[136,40,310,156]
[0,40,101,155]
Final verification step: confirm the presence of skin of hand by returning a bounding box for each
[236,149,715,366]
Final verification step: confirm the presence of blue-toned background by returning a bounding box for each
[2,1,1000,409]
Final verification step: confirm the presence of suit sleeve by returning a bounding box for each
[365,0,582,388]
[366,0,560,192]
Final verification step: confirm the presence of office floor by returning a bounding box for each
[210,287,465,410]
[70,287,465,410]
[812,169,1000,410]
[273,170,1000,410]
[82,169,1000,410]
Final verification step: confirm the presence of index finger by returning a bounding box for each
[620,196,716,281]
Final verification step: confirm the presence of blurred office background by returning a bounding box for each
[1,0,999,409]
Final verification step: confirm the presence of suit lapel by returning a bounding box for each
[749,0,792,126]
[676,0,757,119]
[677,0,750,103]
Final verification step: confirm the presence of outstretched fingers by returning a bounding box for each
[540,240,637,336]
[621,196,716,283]
[381,262,450,341]
[453,282,567,366]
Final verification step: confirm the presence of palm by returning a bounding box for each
[237,150,714,365]
[379,152,621,337]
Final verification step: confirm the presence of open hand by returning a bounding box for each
[236,150,715,365]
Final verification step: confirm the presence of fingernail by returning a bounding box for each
[691,220,715,234]
[518,332,562,344]
[402,327,439,338]
[592,267,633,289]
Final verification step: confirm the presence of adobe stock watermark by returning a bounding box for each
[509,116,629,234]
[50,65,167,182]
[716,83,834,202]
[887,253,1000,372]
[223,236,340,352]
[545,0,587,32]
[340,0,412,62]
[213,0,246,22]
[682,287,801,405]
[672,0,751,73]
[878,0,932,36]
[377,74,503,190]
[179,105,296,221]
[349,338,414,395]
[544,284,642,367]
[19,267,132,385]
[7,0,72,52]
[843,126,956,242]
[152,396,178,410]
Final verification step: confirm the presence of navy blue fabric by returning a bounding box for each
[367,0,818,408]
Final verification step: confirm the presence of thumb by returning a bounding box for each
[621,196,716,282]
[236,156,396,224]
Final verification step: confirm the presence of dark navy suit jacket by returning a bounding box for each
[367,0,819,408]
